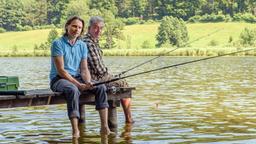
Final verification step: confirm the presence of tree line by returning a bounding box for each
[1,0,256,49]
[1,0,256,31]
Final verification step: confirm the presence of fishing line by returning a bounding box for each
[114,28,223,78]
[94,48,255,86]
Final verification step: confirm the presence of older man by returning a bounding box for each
[82,16,134,123]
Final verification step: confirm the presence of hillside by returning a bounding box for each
[0,22,255,56]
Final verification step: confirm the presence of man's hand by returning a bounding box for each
[78,82,93,91]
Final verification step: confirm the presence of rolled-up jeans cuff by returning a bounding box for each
[68,111,80,119]
[96,103,109,110]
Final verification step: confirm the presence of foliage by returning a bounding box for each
[1,0,256,32]
[239,27,256,47]
[47,28,59,45]
[122,17,142,25]
[233,13,256,23]
[89,0,117,15]
[62,0,89,25]
[208,39,219,46]
[47,0,70,25]
[188,14,229,23]
[0,27,6,33]
[0,0,25,31]
[99,10,125,49]
[156,16,189,47]
[141,40,151,49]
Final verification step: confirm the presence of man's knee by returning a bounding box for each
[96,84,107,92]
[64,85,80,97]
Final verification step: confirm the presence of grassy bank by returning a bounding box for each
[1,47,255,57]
[0,22,255,56]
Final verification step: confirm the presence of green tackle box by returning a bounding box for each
[0,76,20,89]
[0,83,18,91]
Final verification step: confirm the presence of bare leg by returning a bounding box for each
[98,108,111,135]
[70,118,80,138]
[121,98,134,123]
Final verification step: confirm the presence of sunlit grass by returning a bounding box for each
[0,22,255,56]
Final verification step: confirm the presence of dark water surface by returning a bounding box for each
[0,57,256,144]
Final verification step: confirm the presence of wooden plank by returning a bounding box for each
[0,95,16,100]
[0,87,134,109]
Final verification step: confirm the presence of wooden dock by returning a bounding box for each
[0,87,135,131]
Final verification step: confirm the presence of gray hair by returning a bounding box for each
[88,16,104,27]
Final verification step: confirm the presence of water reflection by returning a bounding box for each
[0,57,256,143]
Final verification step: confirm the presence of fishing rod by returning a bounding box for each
[114,28,223,78]
[93,48,256,86]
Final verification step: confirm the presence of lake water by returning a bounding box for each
[0,56,256,144]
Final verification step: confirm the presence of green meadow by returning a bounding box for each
[0,22,255,56]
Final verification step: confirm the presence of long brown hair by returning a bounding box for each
[64,16,85,37]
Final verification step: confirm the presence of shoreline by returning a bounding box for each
[0,47,255,57]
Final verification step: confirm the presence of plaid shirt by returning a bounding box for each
[81,33,108,80]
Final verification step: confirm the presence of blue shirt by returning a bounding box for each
[49,36,88,81]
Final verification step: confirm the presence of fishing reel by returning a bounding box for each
[108,86,120,94]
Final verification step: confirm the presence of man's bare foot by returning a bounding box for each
[100,126,115,135]
[125,118,135,124]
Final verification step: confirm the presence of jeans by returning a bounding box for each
[50,75,109,119]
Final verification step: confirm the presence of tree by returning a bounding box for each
[130,0,147,17]
[62,0,89,24]
[47,0,69,25]
[22,0,47,26]
[101,10,125,49]
[115,0,132,17]
[89,0,118,16]
[144,0,158,19]
[0,0,25,31]
[47,28,59,45]
[239,27,256,46]
[156,16,189,47]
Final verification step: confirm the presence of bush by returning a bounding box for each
[239,27,256,46]
[156,16,189,47]
[233,13,256,23]
[23,25,33,31]
[145,19,156,24]
[47,28,59,45]
[228,36,233,43]
[123,17,141,25]
[188,14,228,23]
[200,14,226,22]
[141,40,151,49]
[208,39,219,46]
[188,15,201,23]
[15,25,33,31]
[0,27,6,33]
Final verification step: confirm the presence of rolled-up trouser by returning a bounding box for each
[50,75,109,119]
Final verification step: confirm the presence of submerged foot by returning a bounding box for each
[72,130,80,138]
[101,127,115,135]
[125,118,135,124]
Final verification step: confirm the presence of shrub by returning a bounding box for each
[141,40,151,49]
[228,36,233,43]
[234,13,256,23]
[208,39,219,46]
[239,27,256,46]
[47,28,59,45]
[123,17,141,25]
[23,25,33,31]
[0,27,6,33]
[156,16,189,47]
[188,15,201,23]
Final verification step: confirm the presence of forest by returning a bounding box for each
[1,0,255,31]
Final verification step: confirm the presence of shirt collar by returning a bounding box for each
[62,35,80,46]
[85,33,99,44]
